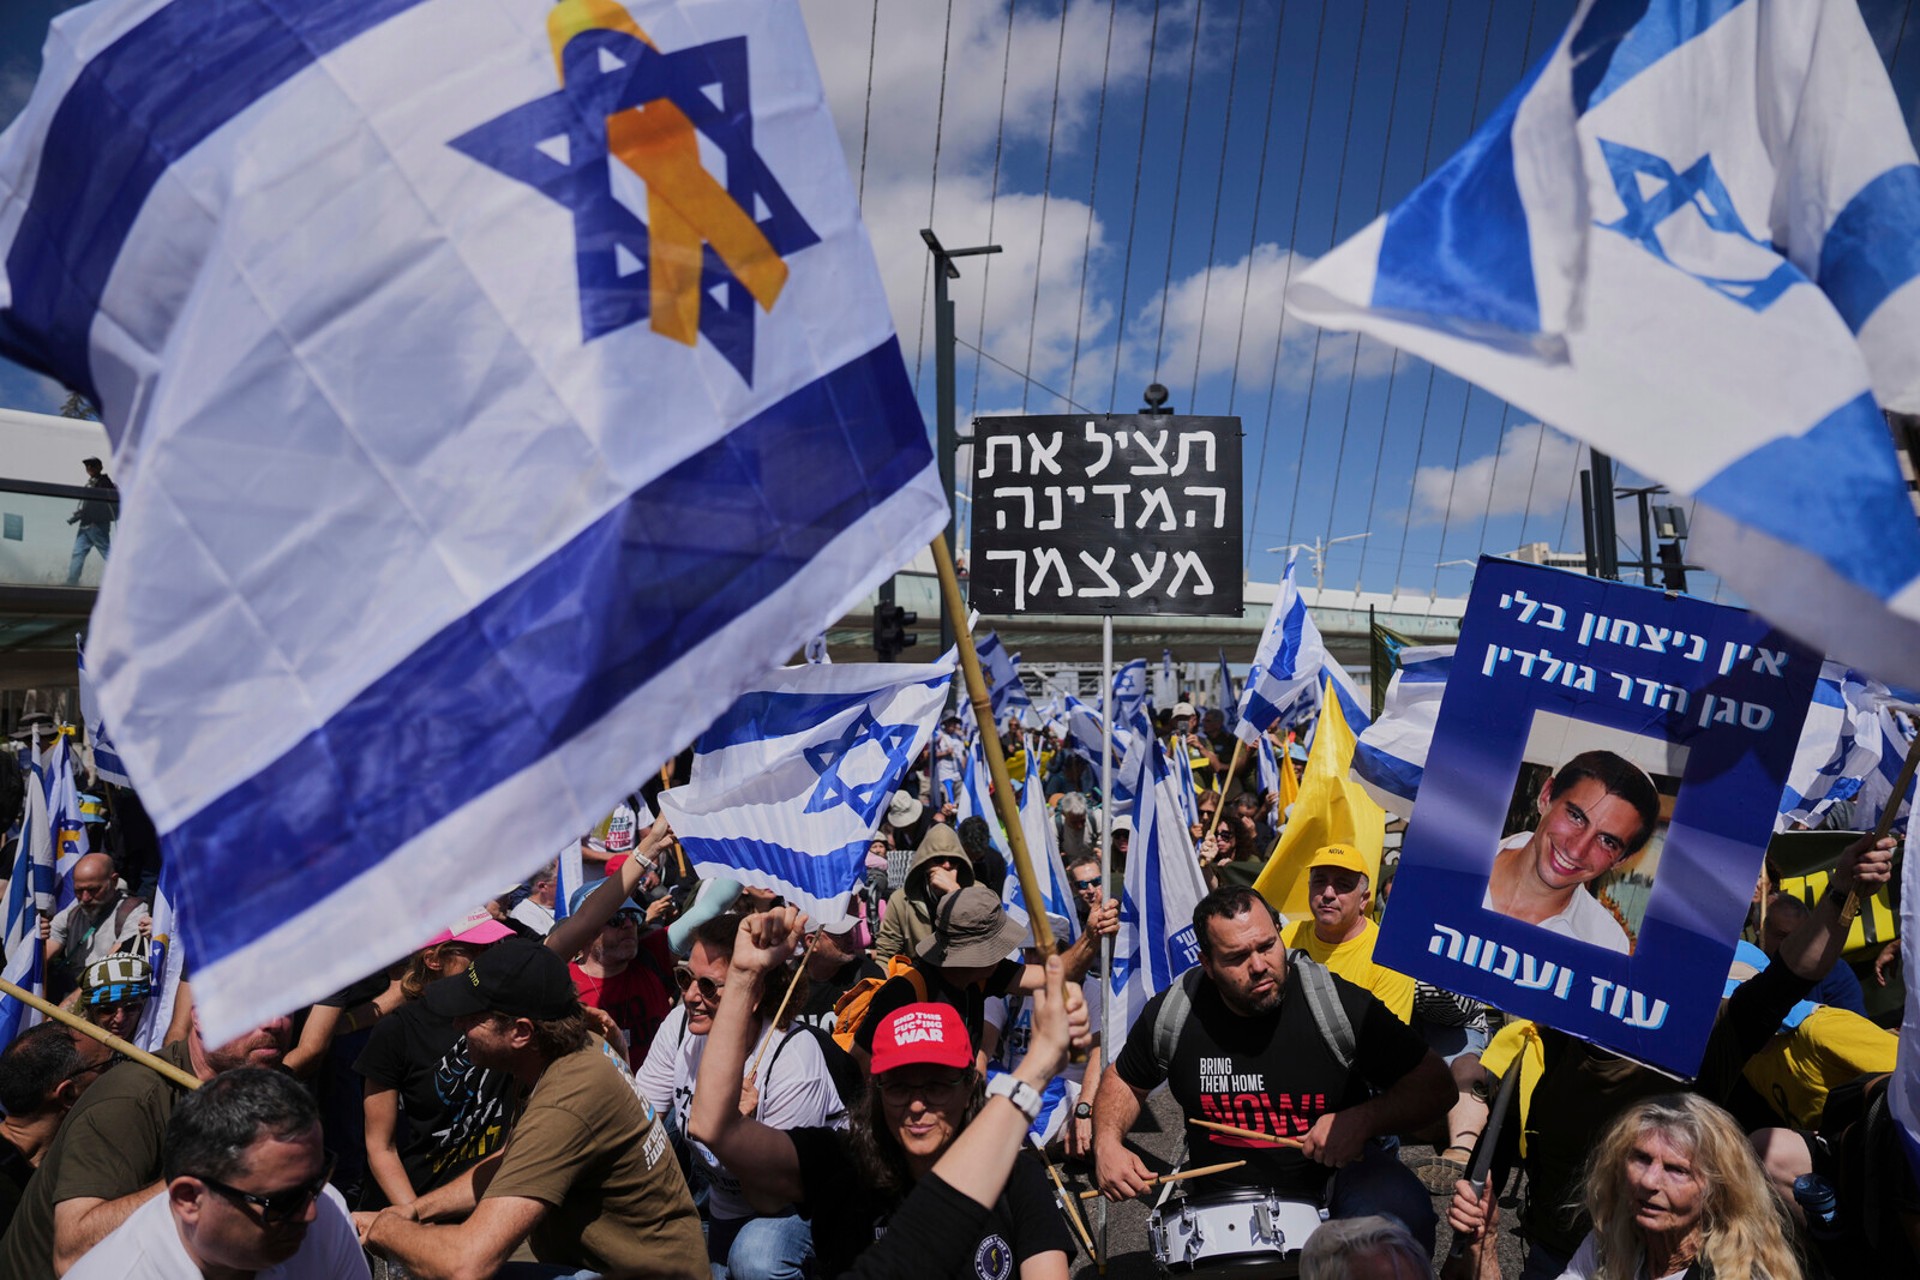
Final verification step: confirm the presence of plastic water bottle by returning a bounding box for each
[1792,1172,1841,1242]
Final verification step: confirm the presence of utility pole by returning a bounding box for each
[922,229,1002,658]
[1583,449,1621,580]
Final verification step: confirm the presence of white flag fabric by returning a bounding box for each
[1777,663,1899,830]
[44,736,87,905]
[1108,709,1207,1036]
[0,0,945,1039]
[0,753,51,1049]
[1894,801,1920,1185]
[657,657,952,921]
[1291,0,1920,687]
[977,631,1035,726]
[76,646,130,789]
[134,862,183,1053]
[1113,659,1151,724]
[1350,645,1455,819]
[956,736,1011,862]
[1000,755,1081,945]
[1154,649,1178,709]
[1235,554,1371,745]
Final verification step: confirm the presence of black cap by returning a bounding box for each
[424,937,578,1021]
[81,457,101,467]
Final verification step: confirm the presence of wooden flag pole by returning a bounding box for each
[745,934,819,1085]
[1200,739,1247,845]
[0,976,200,1091]
[929,536,1055,956]
[1840,728,1920,927]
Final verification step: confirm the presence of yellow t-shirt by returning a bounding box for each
[1741,1006,1897,1129]
[1282,918,1415,1023]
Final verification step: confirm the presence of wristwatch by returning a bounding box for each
[986,1074,1044,1122]
[1073,1101,1093,1120]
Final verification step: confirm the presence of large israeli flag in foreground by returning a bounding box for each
[0,0,945,1038]
[658,658,952,921]
[1350,645,1454,819]
[1235,555,1371,745]
[1292,0,1920,689]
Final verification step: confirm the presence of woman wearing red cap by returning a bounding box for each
[689,908,1075,1280]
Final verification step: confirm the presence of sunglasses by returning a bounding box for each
[198,1152,336,1225]
[671,966,724,1003]
[876,1072,969,1103]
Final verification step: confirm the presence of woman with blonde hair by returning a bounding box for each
[1448,1092,1798,1279]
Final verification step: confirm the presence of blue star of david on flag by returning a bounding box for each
[451,29,819,384]
[804,710,919,826]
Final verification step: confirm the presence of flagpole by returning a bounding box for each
[0,975,200,1091]
[1097,611,1114,1271]
[1840,729,1920,927]
[928,537,1054,956]
[1201,739,1247,844]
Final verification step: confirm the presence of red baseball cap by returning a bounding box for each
[870,1003,972,1075]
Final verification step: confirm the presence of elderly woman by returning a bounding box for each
[1446,1093,1799,1280]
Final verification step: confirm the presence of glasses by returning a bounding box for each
[604,911,641,928]
[198,1152,336,1225]
[672,966,724,1003]
[876,1073,969,1103]
[1072,878,1102,893]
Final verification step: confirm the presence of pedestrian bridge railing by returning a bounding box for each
[0,477,116,593]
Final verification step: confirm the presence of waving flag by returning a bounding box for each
[976,632,1034,727]
[76,645,130,789]
[1350,645,1455,819]
[1291,0,1920,688]
[1216,650,1239,734]
[1778,663,1897,830]
[0,0,946,1038]
[44,735,87,903]
[1235,555,1371,744]
[1000,757,1080,945]
[1155,649,1179,709]
[1254,684,1386,919]
[133,860,183,1053]
[658,657,952,920]
[1108,708,1207,1033]
[1112,659,1151,725]
[956,736,1011,861]
[0,748,53,1048]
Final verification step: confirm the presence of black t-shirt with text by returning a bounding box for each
[1114,967,1427,1198]
[788,1125,1069,1279]
[796,956,885,1035]
[854,958,1022,1055]
[354,1001,512,1195]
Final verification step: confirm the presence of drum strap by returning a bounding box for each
[1148,954,1355,1077]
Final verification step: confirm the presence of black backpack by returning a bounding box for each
[768,1022,866,1111]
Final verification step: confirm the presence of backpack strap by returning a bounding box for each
[1287,949,1356,1073]
[1150,968,1205,1080]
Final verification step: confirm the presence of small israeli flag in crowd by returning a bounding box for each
[134,861,183,1053]
[0,0,946,1038]
[977,632,1034,726]
[658,657,953,920]
[957,737,1010,861]
[1291,0,1920,688]
[1112,659,1151,723]
[44,736,87,905]
[1349,645,1455,820]
[0,749,53,1048]
[76,645,130,789]
[1216,650,1240,734]
[1255,731,1281,821]
[1109,709,1207,1034]
[1777,663,1908,830]
[1236,555,1371,744]
[1000,757,1080,944]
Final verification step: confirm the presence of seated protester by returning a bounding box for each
[1054,793,1100,863]
[546,820,678,1067]
[354,909,515,1211]
[0,1013,294,1279]
[1280,845,1415,1023]
[854,886,1115,1074]
[1092,887,1453,1254]
[873,825,973,964]
[72,954,151,1041]
[508,862,559,936]
[64,1067,367,1280]
[1299,1216,1430,1280]
[1407,981,1492,1193]
[796,916,883,1037]
[957,817,1009,898]
[0,1026,115,1233]
[43,853,150,1001]
[688,906,1076,1280]
[355,939,706,1279]
[637,912,844,1280]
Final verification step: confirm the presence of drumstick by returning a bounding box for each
[1032,1140,1100,1268]
[1187,1117,1306,1148]
[1077,1160,1246,1199]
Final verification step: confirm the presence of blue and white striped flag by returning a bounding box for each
[1255,731,1281,823]
[134,860,183,1052]
[1108,708,1207,1034]
[1001,756,1080,944]
[1216,650,1239,735]
[1777,663,1899,830]
[956,736,1011,862]
[1350,645,1455,819]
[44,736,87,906]
[1292,0,1920,689]
[552,837,586,924]
[1155,649,1178,710]
[0,0,946,1039]
[76,645,130,789]
[1112,659,1150,725]
[0,749,53,1048]
[1235,555,1371,745]
[977,632,1034,727]
[658,657,952,921]
[1167,733,1201,828]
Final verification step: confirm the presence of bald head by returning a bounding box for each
[1761,893,1811,956]
[70,855,120,912]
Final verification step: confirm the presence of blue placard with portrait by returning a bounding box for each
[1374,558,1819,1075]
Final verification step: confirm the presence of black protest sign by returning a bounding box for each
[968,414,1243,617]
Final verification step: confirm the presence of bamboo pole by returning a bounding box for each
[1840,729,1920,927]
[1200,738,1247,845]
[1078,1159,1245,1199]
[0,976,199,1091]
[928,536,1054,956]
[745,934,820,1085]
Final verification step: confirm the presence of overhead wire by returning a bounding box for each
[857,0,881,205]
[1065,0,1122,409]
[1020,0,1076,411]
[1224,0,1293,415]
[967,0,1022,419]
[1148,0,1211,384]
[1186,0,1252,412]
[911,0,959,397]
[1106,0,1167,411]
[959,337,1099,414]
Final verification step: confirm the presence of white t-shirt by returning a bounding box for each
[65,1184,367,1280]
[634,1004,845,1221]
[508,897,555,935]
[1557,1231,1688,1280]
[49,892,151,969]
[1485,832,1632,953]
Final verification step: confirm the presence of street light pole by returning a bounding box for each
[922,229,1001,658]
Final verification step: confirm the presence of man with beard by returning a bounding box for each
[0,1012,293,1278]
[64,1067,366,1279]
[1091,887,1452,1254]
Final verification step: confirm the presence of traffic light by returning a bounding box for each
[1657,541,1689,592]
[873,602,919,661]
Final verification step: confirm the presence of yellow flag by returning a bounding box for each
[1277,734,1300,812]
[1253,680,1387,919]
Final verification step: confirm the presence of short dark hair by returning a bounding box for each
[162,1067,319,1183]
[488,1007,594,1060]
[687,912,805,1027]
[0,1025,87,1116]
[1548,750,1661,855]
[956,817,995,861]
[1192,887,1279,958]
[1065,853,1101,877]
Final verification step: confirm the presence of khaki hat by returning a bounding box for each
[887,791,925,828]
[1308,844,1370,876]
[917,885,1027,967]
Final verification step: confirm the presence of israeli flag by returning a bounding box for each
[45,736,87,901]
[657,657,952,920]
[1292,0,1920,688]
[1112,659,1151,725]
[0,0,946,1039]
[1216,650,1239,734]
[1850,706,1919,837]
[957,736,1010,860]
[1063,696,1139,813]
[978,632,1034,726]
[1255,731,1281,821]
[1001,756,1080,945]
[552,837,586,923]
[76,645,130,789]
[1108,708,1207,1033]
[134,861,183,1053]
[1350,645,1455,819]
[1778,663,1895,830]
[1167,734,1202,828]
[1155,649,1179,709]
[0,752,53,1048]
[1235,555,1371,745]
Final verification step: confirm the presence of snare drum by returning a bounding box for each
[1147,1187,1326,1278]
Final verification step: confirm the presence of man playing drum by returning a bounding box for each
[1090,887,1454,1258]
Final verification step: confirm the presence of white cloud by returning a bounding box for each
[1411,421,1582,526]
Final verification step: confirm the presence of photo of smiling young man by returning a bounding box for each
[1482,749,1663,954]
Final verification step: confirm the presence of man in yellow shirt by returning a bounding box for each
[1281,845,1415,1023]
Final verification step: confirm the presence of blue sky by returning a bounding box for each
[5,0,1919,601]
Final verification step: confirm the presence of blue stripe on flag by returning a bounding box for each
[1695,391,1920,598]
[1573,0,1749,115]
[1352,739,1426,803]
[0,0,432,400]
[681,835,871,900]
[169,339,929,970]
[1818,165,1920,334]
[700,678,946,752]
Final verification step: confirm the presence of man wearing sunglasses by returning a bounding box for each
[65,1066,364,1278]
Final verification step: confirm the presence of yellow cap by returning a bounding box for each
[1308,843,1370,876]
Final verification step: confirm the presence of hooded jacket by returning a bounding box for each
[872,824,974,963]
